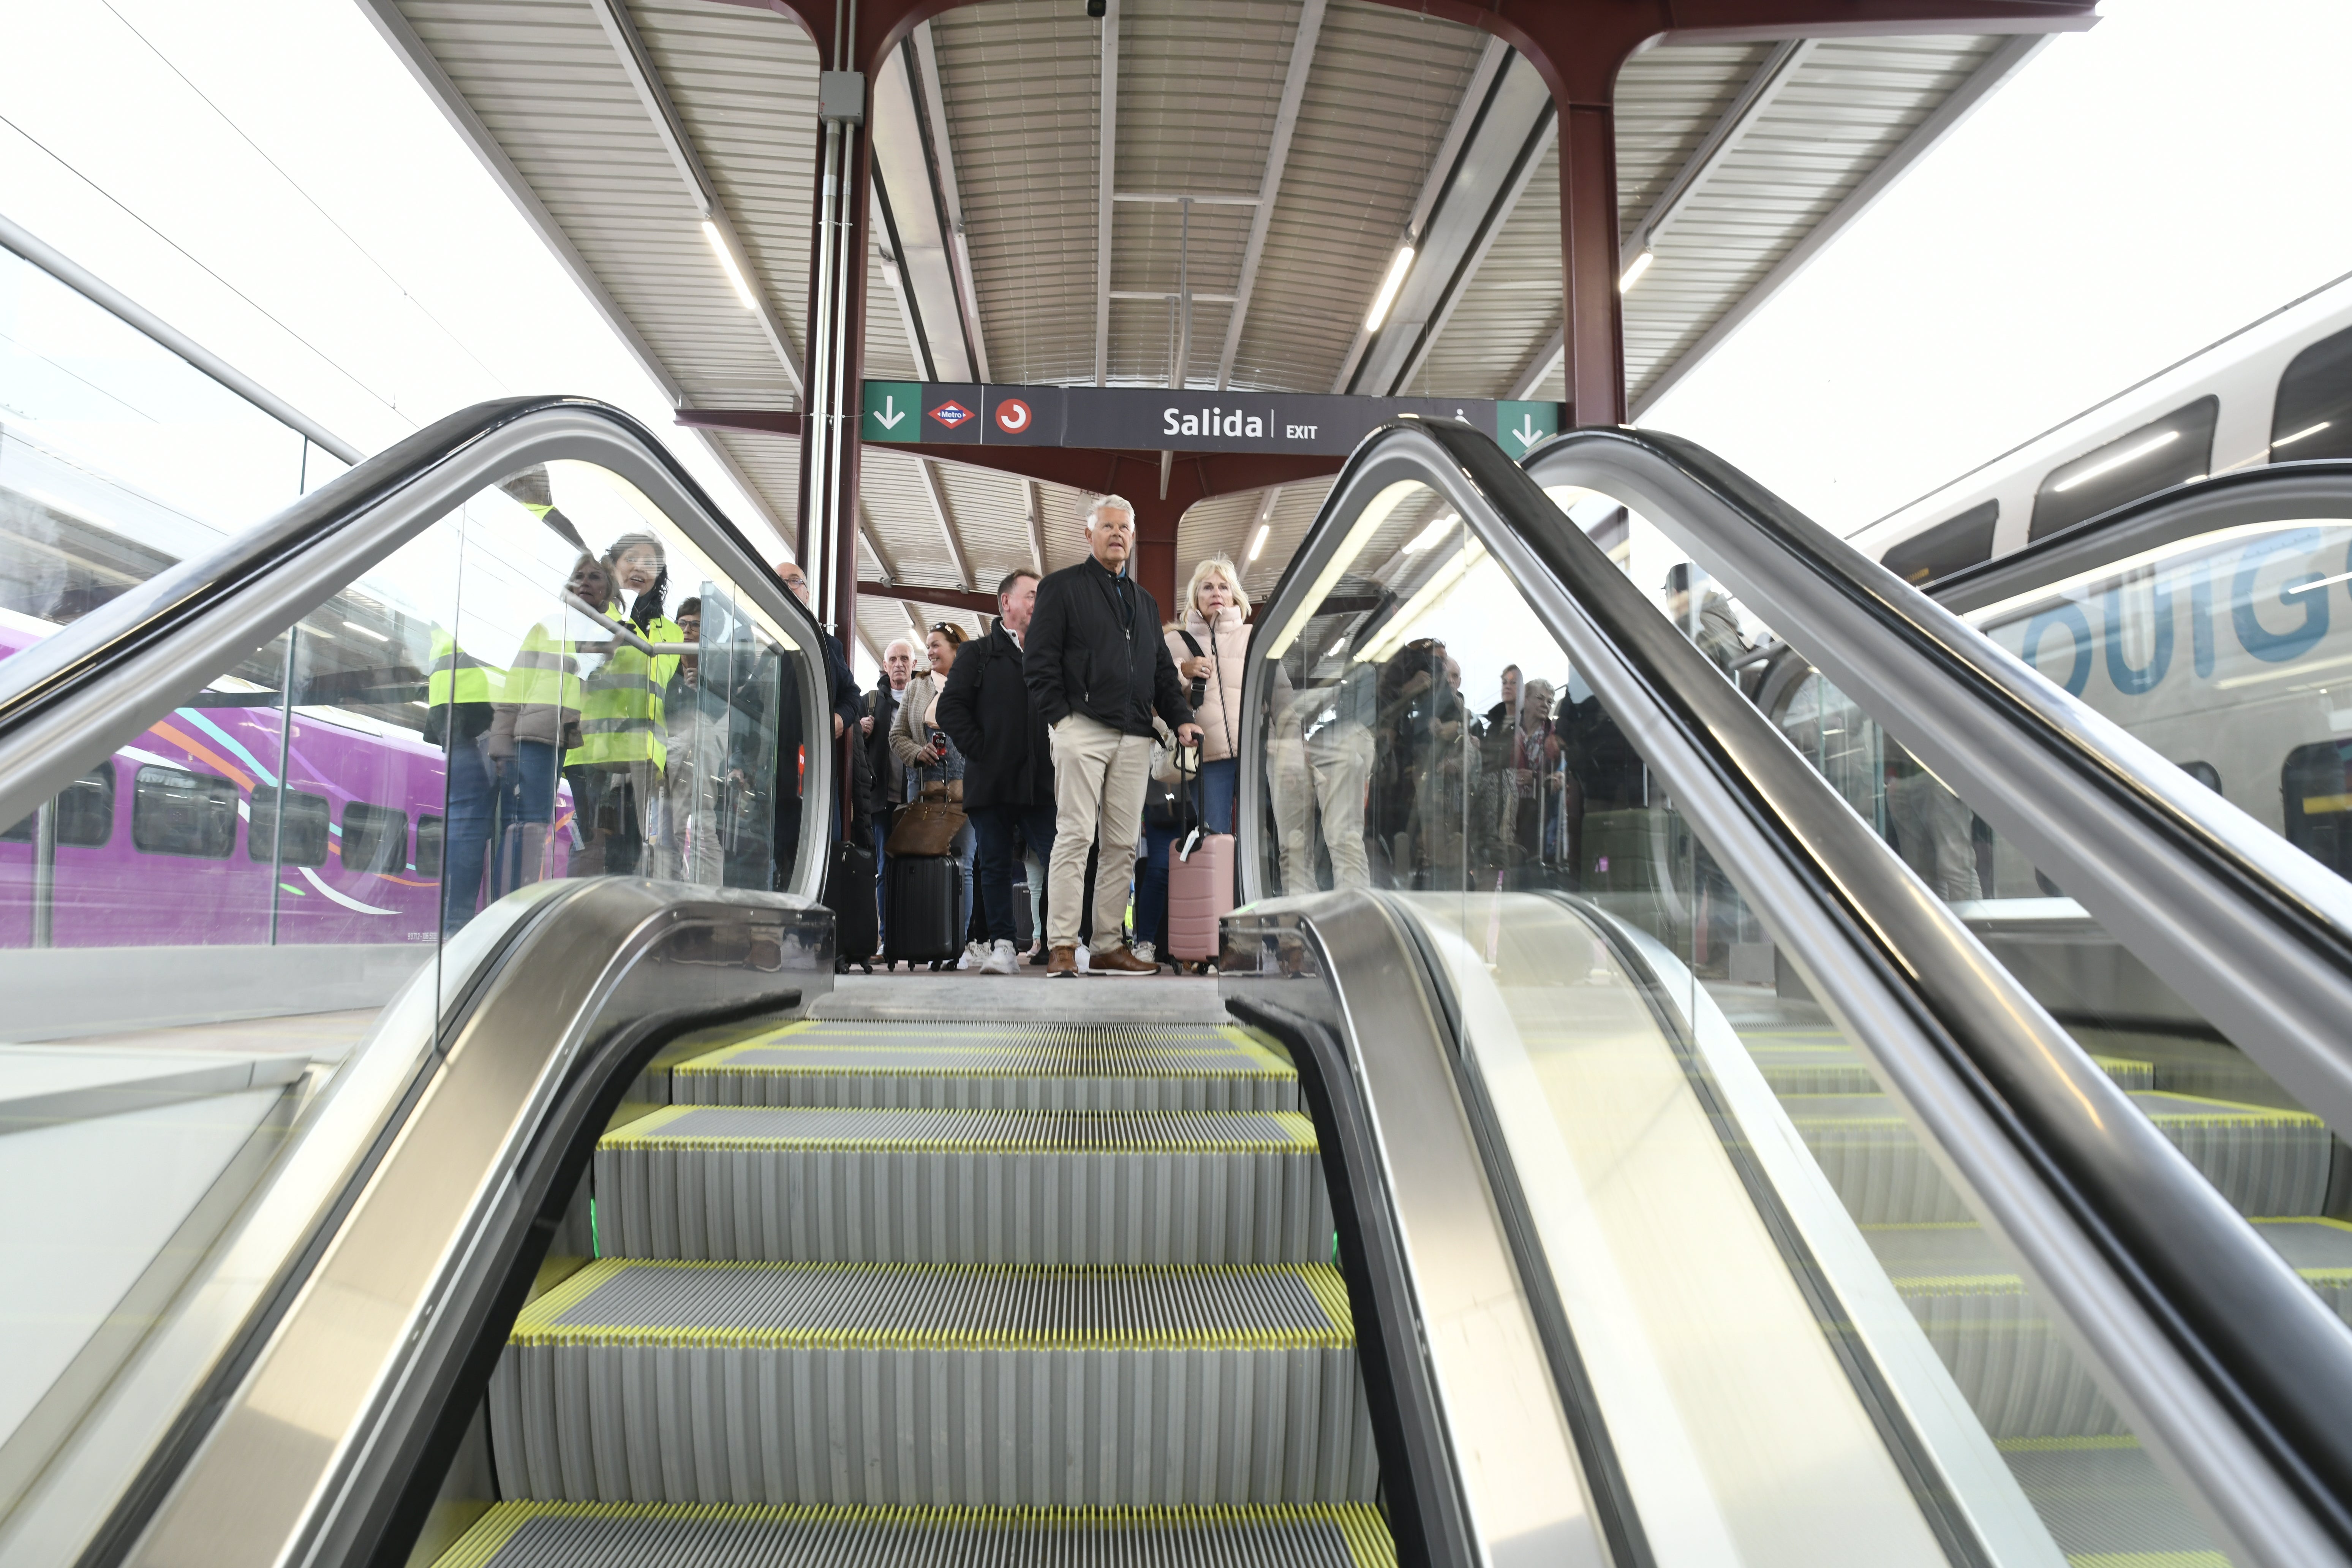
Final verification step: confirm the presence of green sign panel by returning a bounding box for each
[1496,400,1560,460]
[862,381,924,443]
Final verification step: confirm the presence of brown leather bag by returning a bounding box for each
[887,798,967,857]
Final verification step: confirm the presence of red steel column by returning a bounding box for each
[1557,101,1625,427]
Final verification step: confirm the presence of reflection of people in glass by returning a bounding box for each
[1664,561,1749,675]
[1267,624,1376,894]
[1886,752,1982,902]
[568,532,683,876]
[425,620,500,933]
[1374,638,1466,887]
[655,597,731,884]
[489,552,606,892]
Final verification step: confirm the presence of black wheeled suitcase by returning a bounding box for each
[1010,867,1036,949]
[885,854,960,967]
[825,839,878,971]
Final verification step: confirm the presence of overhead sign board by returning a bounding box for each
[862,381,1564,460]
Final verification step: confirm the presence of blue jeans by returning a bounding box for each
[495,739,559,895]
[442,736,497,934]
[1198,757,1238,836]
[1133,819,1178,948]
[870,817,891,953]
[972,803,1056,945]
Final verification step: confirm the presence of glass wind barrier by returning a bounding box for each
[1261,468,2235,1563]
[0,240,346,632]
[0,444,815,1538]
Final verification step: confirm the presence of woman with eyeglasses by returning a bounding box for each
[887,623,977,967]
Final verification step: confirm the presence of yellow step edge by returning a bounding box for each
[435,1501,1395,1568]
[598,1107,1319,1155]
[511,1259,1356,1352]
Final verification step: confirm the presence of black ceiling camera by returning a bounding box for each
[1086,0,1106,16]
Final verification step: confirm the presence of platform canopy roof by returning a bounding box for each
[361,0,2082,659]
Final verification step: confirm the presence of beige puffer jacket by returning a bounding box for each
[1164,605,1249,762]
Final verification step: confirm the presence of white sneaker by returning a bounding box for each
[1075,946,1091,973]
[981,939,1018,975]
[957,940,986,971]
[1132,941,1156,965]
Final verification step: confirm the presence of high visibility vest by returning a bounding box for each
[568,615,683,771]
[426,629,503,707]
[504,621,585,712]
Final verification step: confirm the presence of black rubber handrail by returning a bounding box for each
[1523,427,2352,1159]
[1931,457,2352,610]
[1269,418,2352,1557]
[0,395,815,746]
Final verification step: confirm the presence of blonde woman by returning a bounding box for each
[1165,555,1252,833]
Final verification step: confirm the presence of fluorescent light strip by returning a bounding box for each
[1618,249,1654,293]
[2050,430,2179,493]
[2274,420,2333,450]
[702,220,759,310]
[342,621,389,642]
[1248,523,1271,562]
[1365,245,1415,331]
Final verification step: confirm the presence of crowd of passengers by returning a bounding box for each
[430,469,1978,966]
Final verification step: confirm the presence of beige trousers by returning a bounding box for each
[1269,721,1375,894]
[1046,713,1154,952]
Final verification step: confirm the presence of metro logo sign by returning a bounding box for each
[861,381,1564,456]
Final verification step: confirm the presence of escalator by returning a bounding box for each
[6,397,2352,1568]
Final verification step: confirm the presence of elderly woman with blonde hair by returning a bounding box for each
[1165,555,1252,833]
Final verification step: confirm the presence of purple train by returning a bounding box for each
[0,609,570,948]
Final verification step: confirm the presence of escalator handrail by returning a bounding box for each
[1928,457,2352,612]
[1252,418,2352,1565]
[1523,427,2352,1137]
[0,395,832,855]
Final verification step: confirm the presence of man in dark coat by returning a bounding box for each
[938,571,1055,974]
[1022,496,1200,975]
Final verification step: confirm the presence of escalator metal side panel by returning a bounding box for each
[102,880,829,1568]
[1222,891,1607,1568]
[0,395,835,903]
[1240,421,2350,1566]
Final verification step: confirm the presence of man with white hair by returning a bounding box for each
[1024,495,1201,975]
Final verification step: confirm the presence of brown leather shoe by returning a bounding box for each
[1045,945,1079,977]
[1089,944,1159,975]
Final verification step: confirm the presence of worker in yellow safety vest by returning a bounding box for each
[488,550,614,891]
[566,530,683,875]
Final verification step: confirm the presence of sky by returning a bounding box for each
[1642,0,2352,535]
[5,0,2350,577]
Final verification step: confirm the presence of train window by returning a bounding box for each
[2029,395,2218,540]
[414,814,444,878]
[247,785,330,867]
[340,801,409,876]
[1881,500,1997,586]
[131,767,238,858]
[2271,322,2352,462]
[0,764,115,846]
[2178,760,2222,794]
[2282,741,2352,876]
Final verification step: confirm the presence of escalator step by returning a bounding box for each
[432,1501,1396,1568]
[488,1259,1377,1506]
[594,1107,1332,1264]
[1747,1036,2152,1095]
[667,1022,1298,1111]
[1786,1091,2329,1222]
[1865,1220,2352,1440]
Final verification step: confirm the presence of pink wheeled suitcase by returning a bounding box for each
[1166,749,1233,966]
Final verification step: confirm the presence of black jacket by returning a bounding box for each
[862,677,902,815]
[937,627,1053,810]
[1023,556,1192,737]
